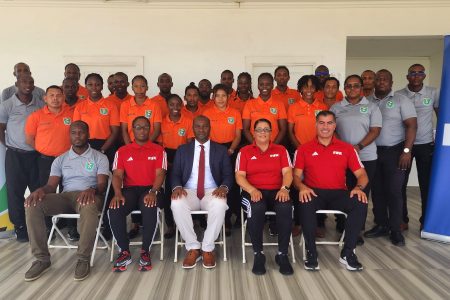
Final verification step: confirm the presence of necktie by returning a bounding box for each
[197,145,205,199]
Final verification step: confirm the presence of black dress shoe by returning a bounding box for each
[356,235,365,246]
[364,225,389,238]
[390,231,405,246]
[252,252,266,275]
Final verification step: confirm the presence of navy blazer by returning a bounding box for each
[171,140,233,190]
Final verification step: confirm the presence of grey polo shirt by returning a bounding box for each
[330,97,382,161]
[368,92,417,147]
[50,145,109,192]
[1,85,45,103]
[0,94,45,151]
[395,85,439,145]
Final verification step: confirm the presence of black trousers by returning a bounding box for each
[242,190,292,254]
[372,143,406,232]
[401,142,433,225]
[108,186,161,251]
[5,148,39,229]
[300,189,367,254]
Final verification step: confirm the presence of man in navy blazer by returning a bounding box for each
[171,115,233,269]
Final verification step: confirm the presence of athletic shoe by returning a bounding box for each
[67,227,80,241]
[252,252,266,275]
[113,250,132,272]
[275,254,294,275]
[339,249,363,271]
[25,261,51,281]
[304,250,319,271]
[15,226,29,243]
[138,250,152,271]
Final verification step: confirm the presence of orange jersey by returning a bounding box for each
[150,94,169,118]
[77,85,89,101]
[106,93,133,111]
[314,90,344,102]
[159,114,194,149]
[25,106,72,157]
[230,89,237,99]
[287,99,328,145]
[73,97,120,140]
[242,96,287,142]
[181,105,204,119]
[203,105,243,144]
[63,98,85,115]
[120,97,163,141]
[272,87,302,111]
[198,99,214,109]
[229,95,253,114]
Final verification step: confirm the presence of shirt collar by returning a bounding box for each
[195,139,210,150]
[405,85,425,97]
[314,136,337,147]
[251,141,274,154]
[130,140,154,149]
[341,97,369,106]
[13,94,38,107]
[372,91,394,102]
[68,145,92,159]
[130,96,150,106]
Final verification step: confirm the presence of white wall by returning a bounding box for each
[1,1,449,96]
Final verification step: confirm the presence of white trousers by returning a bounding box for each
[171,189,228,252]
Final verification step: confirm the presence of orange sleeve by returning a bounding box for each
[152,104,163,123]
[287,104,296,124]
[72,104,81,121]
[187,123,194,139]
[242,101,251,119]
[109,103,120,126]
[120,101,129,123]
[24,111,39,137]
[278,102,287,119]
[235,110,243,130]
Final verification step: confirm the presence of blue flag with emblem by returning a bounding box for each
[421,35,450,242]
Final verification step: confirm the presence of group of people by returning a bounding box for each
[0,61,438,281]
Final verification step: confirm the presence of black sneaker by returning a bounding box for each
[112,250,132,272]
[67,227,80,241]
[252,252,266,275]
[390,231,405,246]
[364,225,389,238]
[304,250,319,271]
[275,253,294,275]
[15,226,29,243]
[339,249,363,271]
[139,250,152,271]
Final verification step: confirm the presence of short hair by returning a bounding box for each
[376,69,393,81]
[132,75,148,86]
[108,74,115,79]
[324,76,341,88]
[70,120,89,133]
[158,73,172,82]
[237,72,253,97]
[65,63,80,72]
[254,118,272,130]
[274,65,290,76]
[361,69,375,76]
[297,75,320,91]
[114,71,129,81]
[258,72,274,82]
[84,73,103,85]
[344,74,363,86]
[315,65,329,73]
[167,94,183,104]
[46,85,63,94]
[193,115,211,126]
[212,83,229,96]
[199,79,212,87]
[408,63,425,72]
[221,70,234,77]
[185,82,200,95]
[316,110,336,121]
[132,116,150,128]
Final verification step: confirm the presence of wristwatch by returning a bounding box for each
[149,188,159,195]
[281,186,290,192]
[403,148,410,154]
[357,143,365,150]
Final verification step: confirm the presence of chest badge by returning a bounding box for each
[63,117,71,125]
[145,110,152,118]
[423,98,432,106]
[227,117,235,124]
[386,100,395,109]
[85,162,95,172]
[360,106,368,114]
[288,98,295,105]
[270,107,278,115]
[178,128,186,136]
[99,108,109,115]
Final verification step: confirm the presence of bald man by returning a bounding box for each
[1,62,45,102]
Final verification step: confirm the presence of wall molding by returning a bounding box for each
[1,1,450,10]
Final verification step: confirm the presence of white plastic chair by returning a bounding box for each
[110,209,165,261]
[47,172,112,267]
[300,210,347,261]
[174,211,227,262]
[241,208,296,264]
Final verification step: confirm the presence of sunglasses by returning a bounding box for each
[254,128,272,133]
[408,71,426,77]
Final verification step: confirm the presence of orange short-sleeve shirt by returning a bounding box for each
[203,105,243,144]
[272,87,302,111]
[229,95,253,114]
[73,97,120,140]
[106,93,133,112]
[198,100,214,109]
[77,85,89,101]
[242,97,287,142]
[25,106,73,157]
[181,105,204,119]
[120,97,163,142]
[287,99,328,145]
[159,114,194,149]
[314,90,344,103]
[150,94,169,118]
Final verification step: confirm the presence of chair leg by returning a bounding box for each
[290,234,296,264]
[301,234,306,261]
[160,210,164,261]
[174,227,179,263]
[222,221,227,262]
[110,238,116,262]
[47,219,57,246]
[241,209,246,264]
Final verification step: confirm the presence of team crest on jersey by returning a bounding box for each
[386,100,395,109]
[79,95,86,100]
[145,110,152,118]
[63,118,71,125]
[178,128,186,136]
[227,117,235,124]
[270,107,278,114]
[423,98,432,106]
[360,106,368,114]
[288,98,295,105]
[99,108,108,115]
[85,162,95,172]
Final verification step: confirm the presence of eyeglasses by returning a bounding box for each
[133,125,150,130]
[408,71,426,77]
[315,72,329,77]
[254,128,272,133]
[344,84,362,90]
